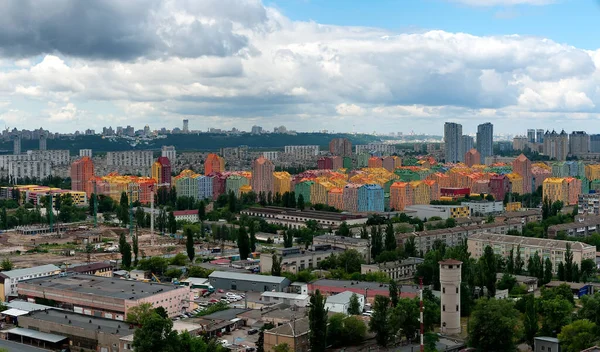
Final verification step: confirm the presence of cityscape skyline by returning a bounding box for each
[1,1,600,134]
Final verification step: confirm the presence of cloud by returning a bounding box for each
[0,0,267,60]
[0,0,598,134]
[449,0,555,6]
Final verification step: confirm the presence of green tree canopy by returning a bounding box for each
[467,298,521,352]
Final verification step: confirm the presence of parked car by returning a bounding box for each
[247,329,259,335]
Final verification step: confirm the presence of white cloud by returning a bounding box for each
[0,0,598,133]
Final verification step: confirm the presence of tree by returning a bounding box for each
[565,242,573,282]
[558,319,597,352]
[283,230,294,248]
[522,294,538,348]
[391,297,419,341]
[132,232,139,266]
[127,303,155,325]
[336,221,350,237]
[249,221,257,252]
[388,280,399,307]
[558,262,566,281]
[132,312,179,352]
[337,249,364,273]
[271,255,282,276]
[273,343,290,352]
[186,227,195,263]
[580,259,596,282]
[297,194,305,210]
[168,212,177,234]
[424,332,439,352]
[121,242,132,269]
[198,200,206,221]
[370,226,384,260]
[119,191,129,225]
[540,297,573,336]
[309,290,328,352]
[543,257,553,285]
[384,222,396,252]
[445,217,456,228]
[360,225,369,239]
[506,248,514,274]
[404,236,417,257]
[468,298,521,352]
[348,293,361,315]
[343,315,367,345]
[479,246,497,297]
[0,207,7,229]
[370,295,391,347]
[237,226,251,260]
[135,207,145,228]
[515,245,524,275]
[327,313,345,347]
[169,253,188,266]
[497,273,517,292]
[0,258,13,271]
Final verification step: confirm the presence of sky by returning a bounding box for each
[0,0,599,135]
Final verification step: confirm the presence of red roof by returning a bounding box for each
[173,210,198,216]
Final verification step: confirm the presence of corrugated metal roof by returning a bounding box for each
[7,327,67,343]
[0,264,60,279]
[209,271,288,284]
[326,290,361,304]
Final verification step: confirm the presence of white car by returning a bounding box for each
[219,340,230,347]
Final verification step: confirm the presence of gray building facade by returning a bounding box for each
[208,271,291,292]
[476,122,493,163]
[444,122,462,163]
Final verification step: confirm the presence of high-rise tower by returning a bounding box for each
[444,122,462,163]
[476,122,493,164]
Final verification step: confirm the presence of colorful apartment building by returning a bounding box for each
[512,154,532,194]
[342,183,361,212]
[252,157,275,196]
[410,181,430,205]
[204,153,225,175]
[464,149,481,167]
[87,174,156,204]
[295,181,314,204]
[327,188,344,210]
[489,175,509,202]
[506,173,524,195]
[151,156,172,185]
[543,177,582,205]
[71,157,94,195]
[368,157,383,169]
[585,164,600,181]
[226,175,249,197]
[197,175,213,200]
[311,180,335,205]
[389,182,413,211]
[382,156,401,172]
[273,172,292,195]
[357,184,384,212]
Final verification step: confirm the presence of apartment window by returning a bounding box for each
[456,287,459,293]
[443,288,445,294]
[456,305,459,311]
[443,305,445,311]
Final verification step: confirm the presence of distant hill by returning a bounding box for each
[0,133,386,155]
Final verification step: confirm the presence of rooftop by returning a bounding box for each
[202,308,250,321]
[265,317,310,337]
[209,271,289,284]
[24,309,134,336]
[468,233,595,251]
[313,235,369,246]
[242,206,367,221]
[363,257,424,269]
[261,292,310,300]
[545,281,589,290]
[67,262,113,273]
[326,291,362,304]
[20,274,185,300]
[0,264,60,279]
[311,279,420,293]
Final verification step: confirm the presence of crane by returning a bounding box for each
[151,272,161,283]
[150,183,170,246]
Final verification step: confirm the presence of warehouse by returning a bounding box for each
[208,271,291,292]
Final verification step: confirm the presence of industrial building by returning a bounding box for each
[325,291,365,314]
[0,264,61,301]
[260,246,343,274]
[208,271,291,292]
[241,206,368,229]
[17,274,192,320]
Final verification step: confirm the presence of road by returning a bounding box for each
[0,339,51,352]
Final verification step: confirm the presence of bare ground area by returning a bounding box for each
[0,226,191,269]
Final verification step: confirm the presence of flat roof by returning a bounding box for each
[261,292,309,300]
[209,271,289,284]
[313,235,369,245]
[311,279,420,293]
[20,274,186,300]
[0,264,60,279]
[202,308,250,321]
[468,233,595,251]
[6,327,67,343]
[6,300,58,312]
[242,206,367,221]
[25,309,134,337]
[2,308,28,317]
[326,291,361,304]
[265,317,310,337]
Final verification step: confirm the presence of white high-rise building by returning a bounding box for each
[444,122,462,163]
[440,259,462,335]
[183,119,189,133]
[284,145,319,160]
[39,134,47,151]
[161,146,177,164]
[13,136,21,155]
[79,149,93,158]
[106,151,153,167]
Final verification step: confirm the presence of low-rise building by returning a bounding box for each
[241,206,368,230]
[308,279,419,302]
[260,292,310,308]
[260,246,342,274]
[67,262,113,277]
[533,337,560,352]
[17,274,192,320]
[579,193,600,216]
[264,317,310,352]
[173,209,199,222]
[208,271,291,292]
[468,233,596,273]
[0,264,61,301]
[312,235,370,260]
[496,273,538,293]
[18,308,134,352]
[404,204,470,220]
[325,291,365,314]
[397,221,524,254]
[547,215,600,238]
[360,257,424,281]
[461,201,504,215]
[495,209,542,224]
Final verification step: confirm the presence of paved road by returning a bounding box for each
[0,339,51,352]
